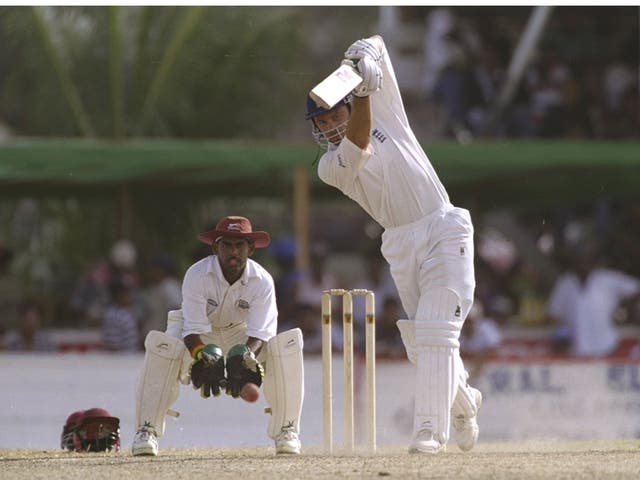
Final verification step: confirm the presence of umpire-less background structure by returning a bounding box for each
[0,5,639,468]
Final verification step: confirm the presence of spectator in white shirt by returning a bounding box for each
[547,242,640,357]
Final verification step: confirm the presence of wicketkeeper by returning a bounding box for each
[305,35,482,454]
[132,215,304,456]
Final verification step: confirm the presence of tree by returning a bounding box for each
[0,6,306,139]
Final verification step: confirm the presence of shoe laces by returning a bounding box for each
[138,423,156,440]
[277,424,298,442]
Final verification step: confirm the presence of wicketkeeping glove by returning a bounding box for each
[344,38,383,64]
[342,57,383,97]
[190,343,226,399]
[225,344,265,398]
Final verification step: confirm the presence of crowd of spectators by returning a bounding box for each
[418,7,639,141]
[1,198,639,361]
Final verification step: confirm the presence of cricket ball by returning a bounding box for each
[240,383,260,403]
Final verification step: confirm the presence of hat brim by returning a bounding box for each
[197,230,270,248]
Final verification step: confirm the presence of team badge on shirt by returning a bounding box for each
[236,299,250,310]
[206,299,219,316]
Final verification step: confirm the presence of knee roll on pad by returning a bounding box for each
[263,328,304,439]
[415,287,463,348]
[135,331,189,436]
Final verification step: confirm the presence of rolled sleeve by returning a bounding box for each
[180,263,212,337]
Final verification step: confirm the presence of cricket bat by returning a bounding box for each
[309,63,363,110]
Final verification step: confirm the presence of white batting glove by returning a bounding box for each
[344,38,383,64]
[342,57,383,97]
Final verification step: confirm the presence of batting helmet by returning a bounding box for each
[305,93,351,120]
[63,407,121,452]
[61,410,85,451]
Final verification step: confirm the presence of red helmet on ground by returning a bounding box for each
[62,407,121,452]
[61,410,85,451]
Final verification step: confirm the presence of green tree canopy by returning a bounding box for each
[0,6,309,139]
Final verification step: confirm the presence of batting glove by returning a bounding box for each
[225,344,265,398]
[344,38,383,64]
[190,343,227,399]
[342,57,383,98]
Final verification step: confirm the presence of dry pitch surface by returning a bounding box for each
[2,440,639,480]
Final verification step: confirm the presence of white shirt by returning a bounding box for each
[318,38,451,230]
[547,268,640,356]
[180,255,278,342]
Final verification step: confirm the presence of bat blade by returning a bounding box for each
[309,63,362,110]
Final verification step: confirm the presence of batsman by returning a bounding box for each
[132,216,304,456]
[306,35,482,454]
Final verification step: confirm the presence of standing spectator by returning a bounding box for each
[547,242,640,357]
[423,8,484,140]
[101,278,141,352]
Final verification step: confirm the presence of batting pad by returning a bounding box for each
[415,287,463,348]
[136,331,189,436]
[165,309,184,339]
[414,345,457,444]
[263,328,304,439]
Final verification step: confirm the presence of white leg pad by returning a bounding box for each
[397,319,417,364]
[263,328,304,439]
[414,346,457,444]
[398,319,478,421]
[135,330,189,436]
[413,287,464,444]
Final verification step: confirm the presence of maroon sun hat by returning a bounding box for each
[197,216,270,248]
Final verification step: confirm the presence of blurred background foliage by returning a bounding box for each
[0,6,363,139]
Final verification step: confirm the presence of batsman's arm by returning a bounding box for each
[346,96,372,150]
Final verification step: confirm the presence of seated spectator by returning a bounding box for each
[546,241,640,357]
[101,278,141,352]
[5,301,53,352]
[460,300,503,381]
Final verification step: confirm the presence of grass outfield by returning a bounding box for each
[1,440,639,480]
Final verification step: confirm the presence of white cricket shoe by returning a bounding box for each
[453,387,482,452]
[275,426,301,455]
[409,423,446,454]
[132,425,159,456]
